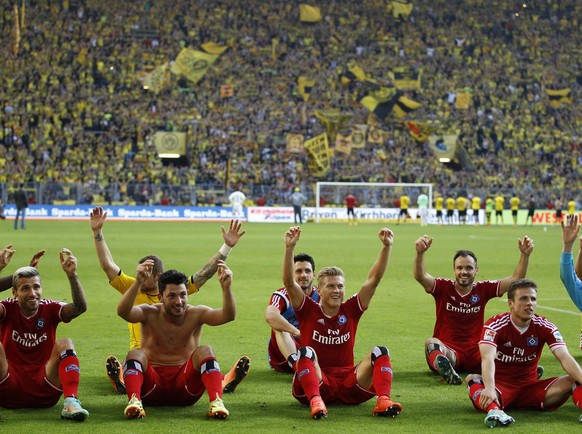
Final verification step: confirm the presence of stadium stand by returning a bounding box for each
[0,0,580,207]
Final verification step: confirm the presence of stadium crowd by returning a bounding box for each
[0,0,580,207]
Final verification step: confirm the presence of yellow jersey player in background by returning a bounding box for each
[435,194,444,225]
[398,194,410,224]
[471,195,482,225]
[456,195,468,225]
[494,194,505,225]
[510,195,520,226]
[445,196,456,224]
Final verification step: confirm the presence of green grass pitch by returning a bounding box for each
[1,220,581,433]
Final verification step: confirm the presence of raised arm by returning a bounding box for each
[358,228,394,309]
[199,261,236,326]
[59,248,88,322]
[562,215,582,278]
[498,236,534,296]
[0,247,45,293]
[117,260,153,322]
[0,244,16,292]
[189,219,245,291]
[560,215,582,310]
[90,206,121,281]
[414,235,436,292]
[0,244,15,274]
[282,226,305,309]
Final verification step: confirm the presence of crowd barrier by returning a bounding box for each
[2,205,578,225]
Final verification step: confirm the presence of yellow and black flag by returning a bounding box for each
[297,76,316,102]
[341,61,367,85]
[314,108,351,142]
[428,134,457,160]
[393,95,422,117]
[391,66,422,90]
[359,87,400,120]
[406,121,433,143]
[545,88,573,108]
[171,48,219,83]
[304,133,330,176]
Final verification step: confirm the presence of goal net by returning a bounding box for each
[314,182,433,223]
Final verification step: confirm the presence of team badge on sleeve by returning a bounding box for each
[552,331,564,343]
[527,337,538,346]
[483,328,496,342]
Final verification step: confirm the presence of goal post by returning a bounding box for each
[314,182,433,223]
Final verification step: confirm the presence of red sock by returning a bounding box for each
[58,355,80,398]
[296,357,320,401]
[572,383,582,408]
[428,349,444,371]
[468,381,500,412]
[123,360,144,400]
[201,357,223,401]
[372,354,393,397]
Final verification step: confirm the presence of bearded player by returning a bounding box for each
[283,226,402,419]
[265,253,319,373]
[414,234,534,385]
[0,249,89,421]
[90,207,249,395]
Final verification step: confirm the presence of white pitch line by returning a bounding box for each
[536,305,579,316]
[496,298,579,316]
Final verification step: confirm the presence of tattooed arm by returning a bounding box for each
[59,249,88,321]
[189,219,245,291]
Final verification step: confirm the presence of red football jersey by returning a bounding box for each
[295,293,364,370]
[480,312,565,384]
[0,298,67,373]
[431,278,500,347]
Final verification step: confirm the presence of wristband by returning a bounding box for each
[219,244,232,257]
